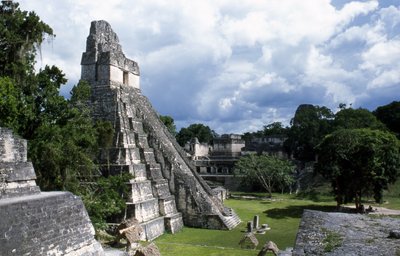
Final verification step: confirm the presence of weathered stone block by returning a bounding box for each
[159,197,178,216]
[146,163,163,180]
[129,181,154,203]
[131,163,147,181]
[127,199,160,223]
[164,213,183,234]
[141,217,165,241]
[152,180,171,199]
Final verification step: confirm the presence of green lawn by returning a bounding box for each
[155,188,400,256]
[155,194,336,256]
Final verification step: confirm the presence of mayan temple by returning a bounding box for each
[0,128,104,255]
[81,20,241,240]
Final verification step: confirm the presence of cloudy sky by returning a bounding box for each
[18,0,400,134]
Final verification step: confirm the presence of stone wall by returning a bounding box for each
[0,128,104,255]
[81,20,240,239]
[0,128,40,199]
[0,192,103,256]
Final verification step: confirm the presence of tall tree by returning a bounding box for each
[374,101,400,138]
[263,122,288,136]
[29,80,97,191]
[286,104,334,162]
[0,1,53,82]
[235,154,295,197]
[315,128,400,209]
[0,77,19,130]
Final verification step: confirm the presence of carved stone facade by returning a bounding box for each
[0,128,104,256]
[81,20,240,241]
[184,134,245,190]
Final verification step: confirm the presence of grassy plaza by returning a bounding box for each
[155,187,400,256]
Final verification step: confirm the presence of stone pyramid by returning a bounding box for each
[81,20,241,241]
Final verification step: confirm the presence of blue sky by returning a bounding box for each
[18,0,400,134]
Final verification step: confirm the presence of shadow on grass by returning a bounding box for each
[264,204,337,219]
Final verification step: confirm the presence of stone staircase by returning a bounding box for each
[99,99,183,241]
[220,208,242,230]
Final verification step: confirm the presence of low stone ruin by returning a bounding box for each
[239,233,259,249]
[133,243,161,256]
[116,217,161,256]
[257,241,279,256]
[0,127,104,255]
[246,215,270,234]
[293,209,400,255]
[117,217,144,249]
[81,20,240,241]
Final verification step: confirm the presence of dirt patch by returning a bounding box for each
[343,205,400,215]
[368,206,400,216]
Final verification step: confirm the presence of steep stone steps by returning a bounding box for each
[140,148,156,162]
[220,209,241,230]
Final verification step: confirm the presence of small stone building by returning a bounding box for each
[185,134,245,190]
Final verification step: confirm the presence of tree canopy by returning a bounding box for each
[334,107,386,131]
[263,122,289,136]
[176,123,216,146]
[0,1,53,83]
[285,104,334,162]
[315,128,400,209]
[235,154,295,197]
[374,101,400,138]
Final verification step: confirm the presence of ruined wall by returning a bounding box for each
[0,129,40,199]
[81,20,240,239]
[0,128,104,256]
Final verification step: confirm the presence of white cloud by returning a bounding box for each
[379,5,400,29]
[17,0,400,133]
[368,68,400,89]
[337,1,378,24]
[361,39,400,70]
